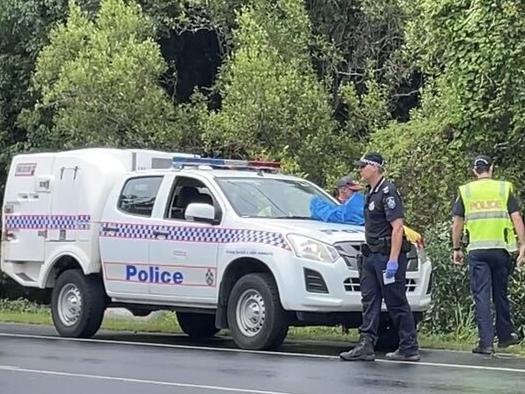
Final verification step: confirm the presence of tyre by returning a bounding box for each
[227,273,289,350]
[177,312,220,338]
[376,321,399,351]
[127,308,153,317]
[51,269,106,338]
[376,312,421,351]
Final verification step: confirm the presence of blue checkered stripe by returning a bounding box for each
[101,223,156,239]
[100,222,290,250]
[5,214,91,230]
[76,215,90,230]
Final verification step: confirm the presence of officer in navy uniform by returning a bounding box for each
[340,153,420,361]
[452,155,524,354]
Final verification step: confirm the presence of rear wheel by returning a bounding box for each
[376,321,399,351]
[227,273,289,350]
[376,312,422,351]
[127,308,153,317]
[51,269,106,338]
[177,312,220,338]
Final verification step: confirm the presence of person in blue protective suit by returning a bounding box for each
[310,175,365,225]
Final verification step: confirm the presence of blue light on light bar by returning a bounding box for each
[172,157,281,171]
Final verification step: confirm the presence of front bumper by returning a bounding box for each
[277,255,432,313]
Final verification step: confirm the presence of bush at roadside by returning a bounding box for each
[0,271,50,304]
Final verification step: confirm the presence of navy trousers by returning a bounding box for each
[468,249,515,348]
[358,252,419,353]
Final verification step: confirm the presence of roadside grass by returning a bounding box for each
[1,299,524,356]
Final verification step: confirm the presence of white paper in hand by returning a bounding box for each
[382,271,395,285]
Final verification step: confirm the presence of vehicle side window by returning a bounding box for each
[166,177,216,221]
[118,176,163,217]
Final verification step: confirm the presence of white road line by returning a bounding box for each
[1,331,525,374]
[376,359,525,373]
[0,365,296,394]
[0,332,333,359]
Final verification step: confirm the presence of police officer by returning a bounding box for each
[452,155,525,354]
[340,153,419,361]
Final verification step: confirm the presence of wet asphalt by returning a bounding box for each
[1,323,525,394]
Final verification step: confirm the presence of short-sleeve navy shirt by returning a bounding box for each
[364,177,404,245]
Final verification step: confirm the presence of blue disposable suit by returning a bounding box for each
[310,193,365,225]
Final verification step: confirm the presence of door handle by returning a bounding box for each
[102,226,119,232]
[153,230,170,237]
[3,231,16,241]
[37,230,48,238]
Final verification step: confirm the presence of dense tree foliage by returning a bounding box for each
[202,0,356,183]
[22,0,179,149]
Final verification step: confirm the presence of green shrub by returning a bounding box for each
[0,297,48,313]
[423,223,474,334]
[0,272,51,304]
[509,266,525,337]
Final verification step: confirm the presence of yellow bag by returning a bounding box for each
[404,225,423,245]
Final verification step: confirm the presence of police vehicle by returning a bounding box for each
[1,148,432,350]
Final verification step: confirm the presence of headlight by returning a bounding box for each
[406,244,423,272]
[287,234,340,263]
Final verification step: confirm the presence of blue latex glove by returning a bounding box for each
[385,260,398,279]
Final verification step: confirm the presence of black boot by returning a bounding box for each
[498,333,520,349]
[472,344,494,355]
[385,349,420,361]
[340,339,375,361]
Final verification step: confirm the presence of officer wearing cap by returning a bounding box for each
[310,175,365,225]
[452,155,525,354]
[340,153,420,361]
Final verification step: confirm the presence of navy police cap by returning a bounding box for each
[354,153,385,169]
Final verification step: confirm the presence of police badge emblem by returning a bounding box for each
[369,201,375,211]
[386,196,396,209]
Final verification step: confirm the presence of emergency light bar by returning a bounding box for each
[172,157,281,172]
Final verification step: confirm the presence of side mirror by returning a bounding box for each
[185,203,216,224]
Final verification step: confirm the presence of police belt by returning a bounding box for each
[362,237,411,256]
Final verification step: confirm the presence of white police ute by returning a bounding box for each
[1,148,431,350]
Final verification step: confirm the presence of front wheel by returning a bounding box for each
[51,269,106,338]
[227,273,289,350]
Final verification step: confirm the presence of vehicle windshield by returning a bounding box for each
[216,177,336,219]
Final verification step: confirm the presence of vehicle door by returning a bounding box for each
[100,175,164,299]
[147,174,221,305]
[2,158,54,263]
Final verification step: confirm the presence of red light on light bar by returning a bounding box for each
[248,160,281,169]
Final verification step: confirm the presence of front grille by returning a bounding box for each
[344,277,360,292]
[304,268,328,293]
[406,279,417,292]
[334,242,362,270]
[343,277,417,293]
[335,241,420,272]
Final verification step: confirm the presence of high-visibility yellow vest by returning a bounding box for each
[459,179,516,252]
